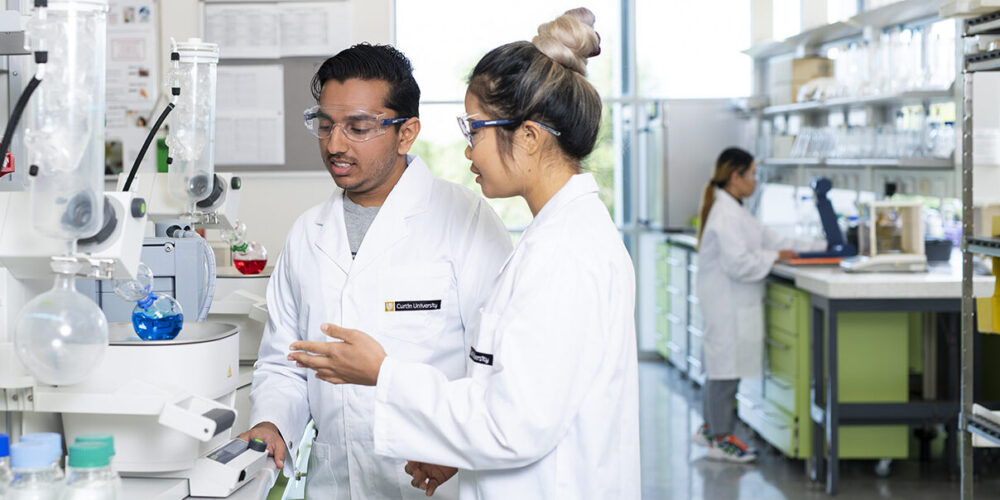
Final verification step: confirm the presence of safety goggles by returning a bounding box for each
[456,113,561,149]
[303,105,410,142]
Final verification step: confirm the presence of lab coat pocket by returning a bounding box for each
[304,440,340,497]
[377,264,455,343]
[734,305,765,378]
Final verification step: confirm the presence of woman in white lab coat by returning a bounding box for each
[694,147,823,463]
[287,7,640,499]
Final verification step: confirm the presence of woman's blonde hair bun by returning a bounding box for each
[531,7,600,76]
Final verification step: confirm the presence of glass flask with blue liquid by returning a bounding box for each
[114,263,184,340]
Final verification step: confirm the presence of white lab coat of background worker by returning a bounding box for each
[696,153,825,380]
[250,157,512,499]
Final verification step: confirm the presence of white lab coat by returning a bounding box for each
[696,188,824,379]
[371,173,641,500]
[249,155,513,500]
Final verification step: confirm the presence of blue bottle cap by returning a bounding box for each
[20,432,62,463]
[0,433,8,458]
[10,441,51,469]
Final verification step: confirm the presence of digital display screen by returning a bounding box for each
[208,439,247,465]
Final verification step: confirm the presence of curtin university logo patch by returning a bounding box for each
[384,300,441,312]
[469,347,493,366]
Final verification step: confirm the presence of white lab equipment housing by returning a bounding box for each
[122,171,242,230]
[34,322,240,473]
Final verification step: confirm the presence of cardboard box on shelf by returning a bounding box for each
[768,56,834,105]
[769,56,834,84]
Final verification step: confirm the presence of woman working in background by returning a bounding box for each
[694,147,825,463]
[287,7,641,499]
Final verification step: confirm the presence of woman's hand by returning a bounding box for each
[405,461,458,496]
[288,323,387,386]
[777,249,798,262]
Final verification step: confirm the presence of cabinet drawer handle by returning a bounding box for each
[688,296,700,305]
[688,326,704,338]
[667,314,683,325]
[766,372,793,390]
[766,337,791,351]
[666,341,681,351]
[736,393,759,409]
[687,357,703,369]
[764,298,792,310]
[666,286,682,295]
[759,410,790,430]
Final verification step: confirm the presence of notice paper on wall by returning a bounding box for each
[215,65,285,166]
[204,1,351,59]
[105,0,159,175]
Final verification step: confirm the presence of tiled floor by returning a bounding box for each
[638,360,1000,499]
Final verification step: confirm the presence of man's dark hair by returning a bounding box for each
[310,43,420,119]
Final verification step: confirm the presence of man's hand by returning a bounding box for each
[777,249,798,262]
[238,422,287,469]
[288,323,387,386]
[404,461,458,497]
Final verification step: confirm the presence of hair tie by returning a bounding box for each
[589,32,602,58]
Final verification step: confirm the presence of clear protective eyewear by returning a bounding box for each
[456,113,561,149]
[304,105,410,142]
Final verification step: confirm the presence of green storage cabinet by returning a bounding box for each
[739,281,910,459]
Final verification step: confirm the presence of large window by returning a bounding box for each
[635,0,751,98]
[396,1,621,226]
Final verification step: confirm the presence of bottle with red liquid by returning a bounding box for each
[223,221,268,275]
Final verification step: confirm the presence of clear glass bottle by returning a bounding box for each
[8,441,62,500]
[63,442,117,499]
[19,433,63,480]
[73,434,121,499]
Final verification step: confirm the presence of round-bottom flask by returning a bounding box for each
[115,262,184,340]
[233,241,267,275]
[14,271,109,386]
[131,293,184,341]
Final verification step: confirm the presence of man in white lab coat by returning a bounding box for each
[239,44,512,499]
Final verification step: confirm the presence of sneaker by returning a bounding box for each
[692,424,712,447]
[705,435,757,464]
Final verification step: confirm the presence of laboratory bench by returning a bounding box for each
[651,232,1000,494]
